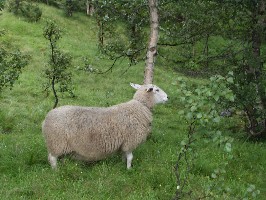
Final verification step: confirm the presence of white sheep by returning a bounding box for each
[42,83,168,169]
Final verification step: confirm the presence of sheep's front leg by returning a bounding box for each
[125,152,133,169]
[48,153,57,169]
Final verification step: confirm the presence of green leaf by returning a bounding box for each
[186,112,193,119]
[224,142,232,152]
[213,95,219,101]
[247,185,255,192]
[180,97,186,101]
[228,71,234,76]
[213,117,220,123]
[178,110,185,115]
[211,173,217,179]
[206,90,212,96]
[185,91,192,96]
[195,88,201,95]
[187,98,193,104]
[190,105,197,112]
[229,95,235,102]
[226,77,234,83]
[196,113,202,119]
[210,76,216,81]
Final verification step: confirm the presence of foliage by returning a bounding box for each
[6,0,42,22]
[6,0,21,14]
[62,0,87,16]
[91,0,149,67]
[158,0,265,75]
[172,73,263,199]
[34,0,62,8]
[43,20,74,109]
[158,0,229,74]
[34,0,87,14]
[177,73,235,124]
[0,44,28,93]
[0,0,5,11]
[64,0,74,16]
[226,65,266,137]
[158,0,266,137]
[20,1,42,22]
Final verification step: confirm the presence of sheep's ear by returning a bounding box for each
[146,87,153,92]
[130,83,141,90]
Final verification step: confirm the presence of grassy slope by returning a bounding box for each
[0,4,265,200]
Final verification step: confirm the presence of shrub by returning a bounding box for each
[6,0,21,14]
[0,47,29,91]
[6,0,42,22]
[0,0,5,11]
[20,1,42,22]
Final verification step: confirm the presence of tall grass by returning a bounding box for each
[0,3,265,200]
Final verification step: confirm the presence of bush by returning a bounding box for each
[20,1,42,22]
[6,0,21,14]
[6,0,42,22]
[0,0,5,11]
[0,46,29,91]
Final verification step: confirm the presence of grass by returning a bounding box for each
[0,3,266,200]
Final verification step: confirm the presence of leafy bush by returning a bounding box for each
[62,0,88,17]
[227,66,266,137]
[6,0,42,22]
[0,0,5,11]
[173,74,240,199]
[33,0,62,8]
[6,0,21,14]
[0,46,29,92]
[20,1,42,22]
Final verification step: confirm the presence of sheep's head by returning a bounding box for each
[130,83,168,107]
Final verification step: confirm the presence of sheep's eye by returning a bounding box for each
[155,89,159,92]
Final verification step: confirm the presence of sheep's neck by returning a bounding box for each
[133,93,155,110]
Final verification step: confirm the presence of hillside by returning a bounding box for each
[0,3,265,200]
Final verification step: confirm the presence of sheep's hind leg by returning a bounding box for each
[125,152,133,169]
[48,153,57,169]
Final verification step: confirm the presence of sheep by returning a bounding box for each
[42,83,168,169]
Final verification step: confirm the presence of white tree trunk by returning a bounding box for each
[86,0,95,16]
[144,0,159,84]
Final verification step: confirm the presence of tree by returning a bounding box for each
[92,0,149,71]
[216,0,266,137]
[144,0,159,84]
[158,0,266,137]
[91,0,159,83]
[243,0,266,136]
[86,0,94,16]
[43,20,74,109]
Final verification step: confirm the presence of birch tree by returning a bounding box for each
[144,0,159,84]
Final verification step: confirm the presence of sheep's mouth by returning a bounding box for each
[163,98,169,103]
[161,100,168,104]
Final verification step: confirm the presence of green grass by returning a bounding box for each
[1,4,266,200]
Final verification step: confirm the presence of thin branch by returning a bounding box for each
[96,54,125,74]
[173,120,197,200]
[97,47,146,75]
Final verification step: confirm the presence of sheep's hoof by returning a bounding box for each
[127,163,133,169]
